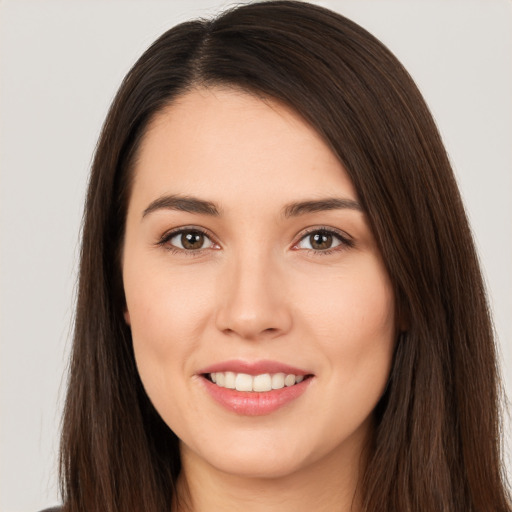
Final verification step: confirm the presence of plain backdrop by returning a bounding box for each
[1,1,511,511]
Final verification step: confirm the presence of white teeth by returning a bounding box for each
[253,373,272,392]
[271,373,285,390]
[224,371,236,389]
[209,371,307,392]
[235,373,253,391]
[216,372,225,387]
[284,374,296,387]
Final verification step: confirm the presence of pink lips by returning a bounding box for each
[198,359,310,376]
[197,359,313,416]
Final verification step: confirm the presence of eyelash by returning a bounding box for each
[293,227,354,255]
[157,227,217,257]
[156,226,354,257]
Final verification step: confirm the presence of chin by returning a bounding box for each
[180,424,338,481]
[208,448,311,480]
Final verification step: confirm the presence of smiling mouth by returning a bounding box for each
[204,372,313,392]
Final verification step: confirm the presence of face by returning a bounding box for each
[122,87,396,479]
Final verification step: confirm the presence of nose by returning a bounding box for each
[215,251,293,341]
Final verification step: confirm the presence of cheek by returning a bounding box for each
[123,256,215,398]
[126,259,212,340]
[295,256,395,390]
[297,258,395,341]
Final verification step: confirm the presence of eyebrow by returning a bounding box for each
[282,197,363,217]
[142,194,362,219]
[142,195,221,218]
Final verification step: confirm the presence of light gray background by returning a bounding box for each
[1,1,511,511]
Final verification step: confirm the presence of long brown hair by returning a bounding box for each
[60,2,510,511]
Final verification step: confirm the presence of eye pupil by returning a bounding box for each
[181,231,204,250]
[310,232,332,250]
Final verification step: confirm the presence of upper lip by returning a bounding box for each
[197,359,312,376]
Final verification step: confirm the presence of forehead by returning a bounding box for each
[130,87,357,209]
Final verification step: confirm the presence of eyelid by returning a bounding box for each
[292,226,354,253]
[156,225,354,256]
[157,225,220,254]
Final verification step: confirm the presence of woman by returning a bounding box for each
[54,1,510,511]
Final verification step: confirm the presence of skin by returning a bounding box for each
[122,87,397,512]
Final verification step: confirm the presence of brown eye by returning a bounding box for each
[167,229,215,251]
[181,231,205,250]
[309,232,333,250]
[295,229,348,253]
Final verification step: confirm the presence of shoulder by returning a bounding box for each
[38,508,62,512]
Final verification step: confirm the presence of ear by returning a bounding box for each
[124,309,131,325]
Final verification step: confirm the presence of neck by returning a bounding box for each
[173,426,370,512]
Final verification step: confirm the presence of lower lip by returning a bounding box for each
[201,376,313,416]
